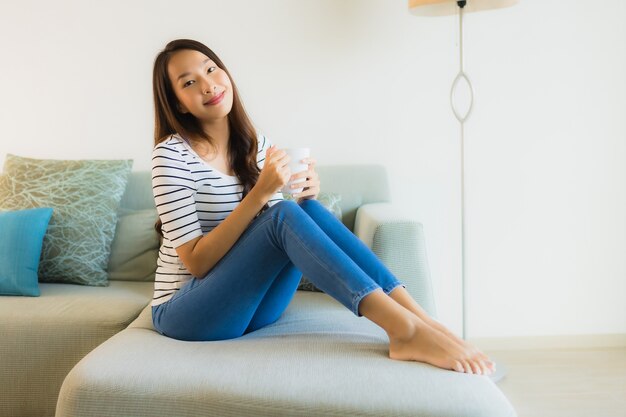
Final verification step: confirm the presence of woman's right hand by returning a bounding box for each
[253,145,291,201]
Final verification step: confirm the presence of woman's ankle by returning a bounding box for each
[359,290,418,342]
[387,316,420,343]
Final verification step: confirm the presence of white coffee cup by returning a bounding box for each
[281,148,310,194]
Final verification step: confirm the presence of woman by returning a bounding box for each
[150,38,495,376]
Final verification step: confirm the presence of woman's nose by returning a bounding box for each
[201,79,216,95]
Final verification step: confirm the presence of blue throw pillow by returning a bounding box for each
[0,207,53,296]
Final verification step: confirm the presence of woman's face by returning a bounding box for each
[167,49,234,124]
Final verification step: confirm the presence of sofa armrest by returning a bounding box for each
[354,203,437,319]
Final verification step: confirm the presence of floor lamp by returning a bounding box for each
[408,0,518,382]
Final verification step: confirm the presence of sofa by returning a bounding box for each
[0,164,517,417]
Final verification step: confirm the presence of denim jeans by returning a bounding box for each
[152,199,405,341]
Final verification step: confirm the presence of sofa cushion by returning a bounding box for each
[57,292,517,417]
[0,154,133,286]
[108,208,160,282]
[0,281,153,417]
[0,207,53,296]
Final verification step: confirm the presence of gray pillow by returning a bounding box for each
[0,154,132,286]
[107,208,160,282]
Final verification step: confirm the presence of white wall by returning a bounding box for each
[1,0,624,339]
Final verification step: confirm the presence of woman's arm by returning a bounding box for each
[175,146,290,278]
[175,186,268,277]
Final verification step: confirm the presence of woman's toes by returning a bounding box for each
[470,360,482,375]
[453,360,465,373]
[462,360,473,374]
[478,360,491,375]
[471,354,493,375]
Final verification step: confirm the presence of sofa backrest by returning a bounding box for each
[314,165,390,230]
[119,172,155,211]
[118,164,390,231]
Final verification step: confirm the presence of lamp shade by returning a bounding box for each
[409,0,518,16]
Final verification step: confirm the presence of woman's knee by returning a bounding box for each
[272,198,321,214]
[267,199,317,237]
[298,198,323,212]
[271,199,302,218]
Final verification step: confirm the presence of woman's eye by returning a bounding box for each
[183,80,195,88]
[207,66,216,73]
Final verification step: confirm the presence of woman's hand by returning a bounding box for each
[254,145,291,202]
[291,157,320,203]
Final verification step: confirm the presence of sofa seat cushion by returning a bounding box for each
[0,281,153,417]
[57,292,516,417]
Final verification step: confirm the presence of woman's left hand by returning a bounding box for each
[291,157,320,203]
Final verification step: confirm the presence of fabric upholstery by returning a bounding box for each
[119,171,156,211]
[0,207,53,296]
[314,164,390,231]
[0,281,153,417]
[108,208,160,282]
[57,292,517,417]
[0,154,133,286]
[355,203,438,318]
[5,166,471,417]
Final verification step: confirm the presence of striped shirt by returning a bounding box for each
[150,133,283,306]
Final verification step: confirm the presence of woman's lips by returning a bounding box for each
[205,92,225,106]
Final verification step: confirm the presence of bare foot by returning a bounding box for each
[423,319,496,375]
[389,318,491,375]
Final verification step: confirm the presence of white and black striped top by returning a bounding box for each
[151,133,283,306]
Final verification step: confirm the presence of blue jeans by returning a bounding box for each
[152,199,405,341]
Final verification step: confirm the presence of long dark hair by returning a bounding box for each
[152,39,264,236]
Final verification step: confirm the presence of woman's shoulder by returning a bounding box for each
[155,133,185,147]
[152,134,191,167]
[153,133,186,153]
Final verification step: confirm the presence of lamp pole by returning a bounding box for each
[449,0,473,341]
[409,0,516,381]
